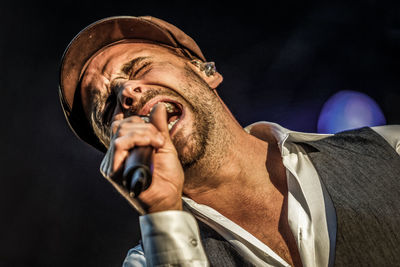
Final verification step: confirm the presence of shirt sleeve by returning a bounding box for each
[123,210,209,267]
[371,125,400,155]
[123,244,146,267]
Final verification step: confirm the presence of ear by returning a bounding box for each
[205,71,223,89]
[189,60,223,89]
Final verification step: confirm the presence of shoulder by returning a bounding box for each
[371,125,400,155]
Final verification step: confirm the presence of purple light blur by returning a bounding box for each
[317,90,386,133]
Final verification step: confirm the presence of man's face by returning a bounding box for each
[80,42,219,169]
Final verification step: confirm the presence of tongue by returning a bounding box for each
[168,114,180,123]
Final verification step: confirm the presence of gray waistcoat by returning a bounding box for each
[198,127,400,266]
[300,127,400,266]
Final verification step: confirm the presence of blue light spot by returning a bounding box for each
[317,90,386,133]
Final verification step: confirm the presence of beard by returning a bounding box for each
[172,101,213,170]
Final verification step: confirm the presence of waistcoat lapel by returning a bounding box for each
[197,219,257,267]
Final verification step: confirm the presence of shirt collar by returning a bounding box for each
[245,121,332,155]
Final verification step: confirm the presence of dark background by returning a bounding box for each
[1,0,399,266]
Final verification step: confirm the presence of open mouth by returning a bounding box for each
[141,100,183,131]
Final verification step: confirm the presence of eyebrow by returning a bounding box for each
[120,56,150,76]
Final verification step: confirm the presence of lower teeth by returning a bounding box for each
[168,119,179,130]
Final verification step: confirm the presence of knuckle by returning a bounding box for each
[113,138,124,150]
[111,120,119,128]
[129,131,147,142]
[143,123,158,135]
[127,116,144,123]
[114,121,131,137]
[141,134,151,143]
[116,128,126,137]
[111,121,121,133]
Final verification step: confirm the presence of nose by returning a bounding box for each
[117,81,144,111]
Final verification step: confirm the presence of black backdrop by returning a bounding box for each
[1,1,399,266]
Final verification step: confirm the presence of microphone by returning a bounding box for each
[122,146,153,198]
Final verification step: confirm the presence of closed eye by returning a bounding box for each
[120,57,152,79]
[130,62,152,79]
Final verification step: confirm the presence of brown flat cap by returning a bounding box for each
[59,16,206,151]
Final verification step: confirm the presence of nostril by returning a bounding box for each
[125,97,133,106]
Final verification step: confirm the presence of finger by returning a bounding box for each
[111,131,164,174]
[126,116,147,123]
[117,123,162,138]
[111,120,122,135]
[112,149,129,175]
[111,116,146,135]
[114,132,164,152]
[150,103,170,139]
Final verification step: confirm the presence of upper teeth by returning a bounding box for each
[163,102,175,113]
[148,102,175,115]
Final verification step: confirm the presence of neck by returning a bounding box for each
[183,122,287,219]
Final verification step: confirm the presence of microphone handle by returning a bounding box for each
[123,146,153,198]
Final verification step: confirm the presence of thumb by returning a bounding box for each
[150,103,171,141]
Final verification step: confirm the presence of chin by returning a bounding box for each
[173,130,207,170]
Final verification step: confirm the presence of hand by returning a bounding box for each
[100,103,184,213]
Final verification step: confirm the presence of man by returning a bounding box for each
[59,16,400,266]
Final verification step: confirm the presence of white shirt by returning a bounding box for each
[123,123,400,267]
